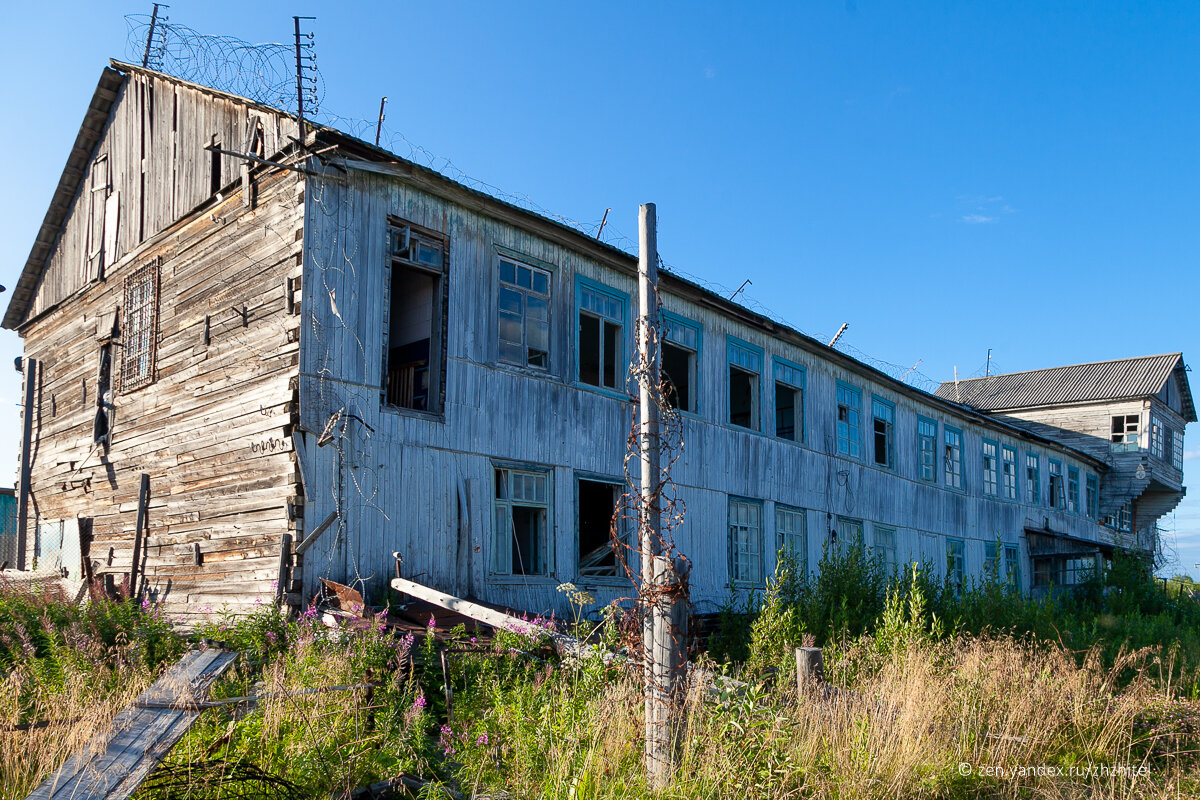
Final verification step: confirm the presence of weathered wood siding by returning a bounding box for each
[19,166,303,619]
[298,162,1112,616]
[26,69,293,323]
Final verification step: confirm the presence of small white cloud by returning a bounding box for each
[961,214,997,225]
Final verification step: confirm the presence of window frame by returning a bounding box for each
[574,275,629,396]
[496,253,554,373]
[382,217,448,415]
[943,426,964,490]
[1048,459,1065,509]
[491,464,554,579]
[660,310,702,415]
[773,357,806,443]
[1085,473,1099,519]
[774,504,807,573]
[1025,452,1041,506]
[727,336,764,432]
[834,516,865,553]
[120,260,161,392]
[1110,414,1140,451]
[1067,466,1080,514]
[836,381,863,459]
[871,395,895,470]
[917,415,938,484]
[1004,544,1021,588]
[946,538,966,596]
[873,524,897,572]
[728,497,764,586]
[1001,444,1018,501]
[575,473,632,584]
[981,438,999,497]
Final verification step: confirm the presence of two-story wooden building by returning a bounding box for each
[3,62,1191,619]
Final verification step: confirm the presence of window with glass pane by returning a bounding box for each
[492,468,551,576]
[1048,460,1064,509]
[1004,545,1021,588]
[728,340,762,431]
[728,498,763,584]
[946,538,965,596]
[775,505,806,571]
[577,281,625,389]
[1114,503,1132,532]
[1171,428,1184,469]
[661,313,700,413]
[835,516,864,553]
[498,258,551,370]
[836,383,862,458]
[1151,415,1165,459]
[1001,445,1018,500]
[774,359,805,442]
[944,427,963,489]
[1067,466,1080,513]
[1110,414,1140,451]
[982,439,999,496]
[121,262,160,390]
[872,397,894,468]
[1085,473,1098,519]
[984,541,1000,580]
[873,525,897,571]
[917,417,937,483]
[1026,453,1041,505]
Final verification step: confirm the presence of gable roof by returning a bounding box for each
[3,67,125,330]
[934,353,1196,422]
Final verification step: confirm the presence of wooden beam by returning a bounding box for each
[293,511,336,556]
[274,532,292,607]
[15,358,37,570]
[129,474,150,600]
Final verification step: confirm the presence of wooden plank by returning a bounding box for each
[129,474,150,599]
[26,648,236,800]
[16,357,36,570]
[293,511,336,556]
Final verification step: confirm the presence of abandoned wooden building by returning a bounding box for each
[3,61,1193,619]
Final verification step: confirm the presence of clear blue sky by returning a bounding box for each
[1,2,1196,574]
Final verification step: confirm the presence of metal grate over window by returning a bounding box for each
[121,261,160,391]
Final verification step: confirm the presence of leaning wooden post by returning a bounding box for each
[639,203,673,790]
[130,474,150,601]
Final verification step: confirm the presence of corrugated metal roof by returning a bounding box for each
[934,354,1194,420]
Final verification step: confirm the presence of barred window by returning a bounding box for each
[121,262,160,391]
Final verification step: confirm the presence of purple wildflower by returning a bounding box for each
[413,695,427,710]
[476,733,489,746]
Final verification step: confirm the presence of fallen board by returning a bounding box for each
[26,648,237,800]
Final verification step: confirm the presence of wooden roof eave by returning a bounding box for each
[2,67,126,330]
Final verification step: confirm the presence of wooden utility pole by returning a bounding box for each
[638,203,687,790]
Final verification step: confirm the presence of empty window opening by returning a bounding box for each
[384,221,446,412]
[94,343,113,446]
[498,258,551,369]
[577,479,624,579]
[578,316,620,388]
[773,360,804,442]
[872,398,894,468]
[729,366,757,429]
[662,341,694,412]
[210,136,222,195]
[1110,414,1140,450]
[493,468,551,576]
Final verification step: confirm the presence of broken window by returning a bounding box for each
[1113,503,1132,533]
[1048,459,1065,509]
[498,257,551,370]
[86,154,109,280]
[836,382,862,457]
[661,312,700,413]
[728,498,762,584]
[727,338,762,431]
[1110,414,1140,451]
[210,136,223,195]
[121,262,160,391]
[1026,452,1041,504]
[577,478,627,579]
[775,505,806,571]
[1004,545,1021,588]
[943,426,963,489]
[383,220,446,412]
[94,343,113,446]
[576,280,625,390]
[774,358,805,442]
[871,396,894,468]
[917,416,938,483]
[982,439,999,496]
[1001,445,1018,500]
[493,467,552,576]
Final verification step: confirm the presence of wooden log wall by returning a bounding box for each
[298,162,1118,618]
[18,166,303,620]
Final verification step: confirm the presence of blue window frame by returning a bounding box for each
[836,382,862,458]
[773,357,806,442]
[498,256,552,370]
[871,396,895,469]
[944,426,964,489]
[661,311,702,414]
[727,337,763,431]
[982,438,999,496]
[946,538,965,596]
[1048,459,1065,509]
[1025,452,1041,505]
[1001,445,1018,500]
[728,497,764,585]
[917,416,938,483]
[1067,466,1080,514]
[1086,473,1099,519]
[575,276,627,392]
